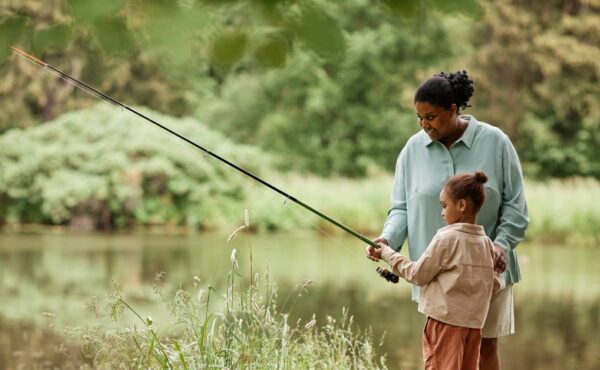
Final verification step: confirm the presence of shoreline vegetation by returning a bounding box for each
[1,175,599,247]
[53,227,389,369]
[1,105,598,247]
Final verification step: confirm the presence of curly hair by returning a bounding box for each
[414,70,475,112]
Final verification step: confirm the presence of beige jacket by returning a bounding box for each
[381,223,499,329]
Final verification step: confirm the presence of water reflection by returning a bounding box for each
[0,232,599,369]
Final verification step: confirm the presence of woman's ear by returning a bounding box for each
[449,103,458,117]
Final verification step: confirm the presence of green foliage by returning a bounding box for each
[77,259,388,369]
[0,15,26,62]
[0,0,479,133]
[469,0,600,178]
[67,0,124,24]
[31,23,72,54]
[293,2,346,63]
[210,30,249,74]
[525,178,600,246]
[198,2,465,176]
[0,104,272,229]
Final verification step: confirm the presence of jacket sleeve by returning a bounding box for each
[381,236,447,286]
[494,135,529,252]
[381,150,408,252]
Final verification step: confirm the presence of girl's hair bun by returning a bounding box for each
[473,170,488,184]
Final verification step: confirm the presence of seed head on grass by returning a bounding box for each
[230,249,239,270]
[227,226,246,243]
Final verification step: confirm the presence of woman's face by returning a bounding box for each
[414,101,458,142]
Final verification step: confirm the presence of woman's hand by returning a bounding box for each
[366,237,388,261]
[492,244,507,273]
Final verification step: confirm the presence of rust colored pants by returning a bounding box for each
[422,317,482,370]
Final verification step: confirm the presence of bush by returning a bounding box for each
[0,104,272,229]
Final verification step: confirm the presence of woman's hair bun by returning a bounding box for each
[437,70,475,111]
[473,170,488,184]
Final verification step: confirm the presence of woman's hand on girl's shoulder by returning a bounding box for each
[492,244,507,273]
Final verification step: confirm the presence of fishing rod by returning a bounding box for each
[10,46,399,284]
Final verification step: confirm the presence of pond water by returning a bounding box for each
[0,231,599,369]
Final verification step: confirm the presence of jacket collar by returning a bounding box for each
[440,222,485,236]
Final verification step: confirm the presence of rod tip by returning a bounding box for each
[9,45,47,66]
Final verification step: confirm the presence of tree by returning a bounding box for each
[197,0,471,176]
[469,0,600,178]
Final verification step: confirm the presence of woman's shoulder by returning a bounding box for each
[400,130,429,154]
[469,116,511,145]
[471,116,507,138]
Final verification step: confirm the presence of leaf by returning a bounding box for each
[32,23,72,54]
[256,33,288,68]
[209,30,248,74]
[379,0,420,19]
[432,0,482,16]
[92,17,133,57]
[0,16,27,63]
[135,1,208,66]
[293,2,346,63]
[68,0,124,24]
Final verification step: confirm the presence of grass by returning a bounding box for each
[72,229,388,369]
[525,178,600,246]
[2,173,598,247]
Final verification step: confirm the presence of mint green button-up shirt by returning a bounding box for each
[381,115,529,300]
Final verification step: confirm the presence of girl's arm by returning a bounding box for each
[380,236,448,286]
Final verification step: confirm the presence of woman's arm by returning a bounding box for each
[380,150,409,252]
[494,135,529,253]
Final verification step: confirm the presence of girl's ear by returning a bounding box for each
[458,199,467,213]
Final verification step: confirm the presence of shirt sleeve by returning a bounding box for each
[494,135,529,252]
[381,236,447,286]
[380,150,409,252]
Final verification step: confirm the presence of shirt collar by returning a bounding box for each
[424,115,479,149]
[440,223,486,236]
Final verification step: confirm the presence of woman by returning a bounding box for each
[369,70,529,370]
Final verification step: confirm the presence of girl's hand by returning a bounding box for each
[365,237,388,261]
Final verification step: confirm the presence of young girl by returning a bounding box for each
[367,170,500,370]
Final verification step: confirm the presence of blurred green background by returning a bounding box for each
[1,0,599,369]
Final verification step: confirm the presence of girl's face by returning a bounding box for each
[439,189,466,224]
[414,101,457,142]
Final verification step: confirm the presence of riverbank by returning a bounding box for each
[2,175,599,246]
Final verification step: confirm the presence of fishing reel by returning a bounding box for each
[376,267,399,284]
